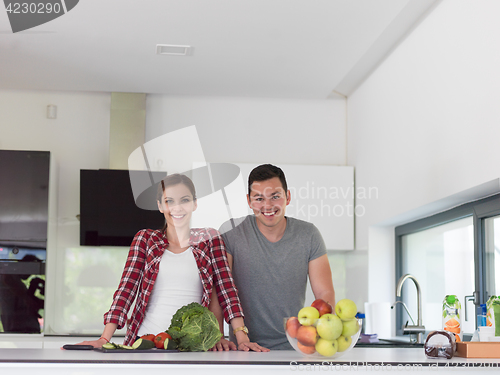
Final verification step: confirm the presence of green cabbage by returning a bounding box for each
[167,302,222,351]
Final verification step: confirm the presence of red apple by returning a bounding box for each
[286,317,301,338]
[311,298,333,317]
[296,325,318,346]
[297,341,316,354]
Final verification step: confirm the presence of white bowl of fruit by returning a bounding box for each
[285,298,361,358]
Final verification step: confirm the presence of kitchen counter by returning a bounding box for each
[1,346,499,374]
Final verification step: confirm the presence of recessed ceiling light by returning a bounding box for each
[156,44,192,56]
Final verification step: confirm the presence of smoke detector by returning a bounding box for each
[156,44,192,56]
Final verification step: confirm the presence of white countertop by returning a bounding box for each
[1,336,499,374]
[0,346,494,364]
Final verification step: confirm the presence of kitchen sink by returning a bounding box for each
[355,338,424,348]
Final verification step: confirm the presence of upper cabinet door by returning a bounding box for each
[237,163,355,251]
[189,162,355,250]
[0,150,50,250]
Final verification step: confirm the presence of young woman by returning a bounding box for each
[78,174,267,352]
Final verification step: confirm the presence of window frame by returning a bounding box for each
[394,193,500,337]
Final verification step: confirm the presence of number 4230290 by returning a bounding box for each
[5,2,63,14]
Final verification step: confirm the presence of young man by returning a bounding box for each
[220,164,335,350]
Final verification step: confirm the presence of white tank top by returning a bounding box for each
[137,248,203,336]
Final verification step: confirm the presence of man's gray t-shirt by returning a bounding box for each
[220,215,326,350]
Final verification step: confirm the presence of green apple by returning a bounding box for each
[315,337,338,357]
[341,318,360,337]
[316,313,343,341]
[298,306,320,326]
[335,299,357,321]
[337,335,352,352]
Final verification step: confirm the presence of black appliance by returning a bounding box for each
[80,169,165,246]
[0,150,48,333]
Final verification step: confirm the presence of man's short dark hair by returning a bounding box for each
[248,164,288,196]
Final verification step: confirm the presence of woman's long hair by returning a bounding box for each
[156,174,197,233]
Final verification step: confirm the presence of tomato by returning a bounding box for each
[154,332,172,349]
[140,334,155,342]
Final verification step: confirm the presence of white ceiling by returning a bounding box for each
[0,0,440,99]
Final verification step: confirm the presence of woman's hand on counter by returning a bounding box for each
[74,338,107,348]
[63,323,118,349]
[60,338,106,350]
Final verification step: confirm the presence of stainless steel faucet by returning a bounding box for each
[396,274,425,343]
[391,301,415,325]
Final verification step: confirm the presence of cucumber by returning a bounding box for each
[132,338,156,350]
[102,342,119,350]
[117,344,133,350]
[164,338,177,350]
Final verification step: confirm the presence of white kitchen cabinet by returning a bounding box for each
[191,163,354,250]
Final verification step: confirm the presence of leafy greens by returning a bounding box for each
[167,302,222,352]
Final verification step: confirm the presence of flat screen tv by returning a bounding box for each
[80,169,165,246]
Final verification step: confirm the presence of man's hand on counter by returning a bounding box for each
[209,337,270,352]
[210,338,237,351]
[237,340,270,352]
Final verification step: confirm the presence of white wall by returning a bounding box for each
[145,95,347,165]
[347,0,500,304]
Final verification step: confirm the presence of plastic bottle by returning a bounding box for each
[486,295,500,336]
[442,295,462,342]
[477,303,487,328]
[355,312,365,334]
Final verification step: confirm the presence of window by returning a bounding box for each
[484,215,500,297]
[395,194,500,338]
[50,246,129,335]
